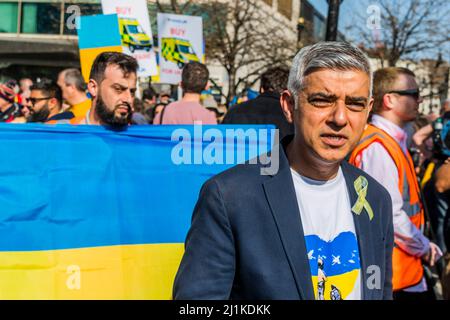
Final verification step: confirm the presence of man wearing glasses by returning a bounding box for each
[26,79,74,123]
[349,67,442,300]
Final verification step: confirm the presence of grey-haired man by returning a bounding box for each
[174,42,394,300]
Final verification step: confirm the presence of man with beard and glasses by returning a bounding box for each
[70,52,138,128]
[26,79,74,124]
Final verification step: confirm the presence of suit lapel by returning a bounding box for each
[341,162,376,300]
[263,167,315,300]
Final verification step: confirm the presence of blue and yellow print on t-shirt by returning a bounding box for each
[305,231,361,300]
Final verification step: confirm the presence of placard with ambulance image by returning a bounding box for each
[161,37,200,69]
[157,13,204,84]
[118,17,152,53]
[102,0,158,76]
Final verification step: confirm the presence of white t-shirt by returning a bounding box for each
[291,167,362,300]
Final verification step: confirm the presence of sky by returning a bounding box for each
[309,0,376,36]
[307,0,450,62]
[309,0,333,18]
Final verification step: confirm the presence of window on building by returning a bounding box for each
[0,2,19,33]
[278,0,292,20]
[21,2,61,34]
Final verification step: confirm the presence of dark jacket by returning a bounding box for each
[173,136,394,300]
[47,111,75,122]
[222,92,294,140]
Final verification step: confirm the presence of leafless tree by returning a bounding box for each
[154,0,297,105]
[347,0,450,67]
[155,0,194,14]
[416,54,450,113]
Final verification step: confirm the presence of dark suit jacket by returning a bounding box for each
[222,92,294,140]
[173,136,394,300]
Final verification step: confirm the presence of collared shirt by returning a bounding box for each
[359,114,429,292]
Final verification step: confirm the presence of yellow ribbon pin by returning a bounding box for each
[352,176,374,221]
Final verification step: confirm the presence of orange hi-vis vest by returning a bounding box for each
[349,124,425,291]
[69,115,86,124]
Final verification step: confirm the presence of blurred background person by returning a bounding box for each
[153,62,216,125]
[204,99,226,124]
[10,98,31,124]
[0,80,21,123]
[349,67,441,300]
[149,102,168,125]
[131,97,148,125]
[158,91,172,105]
[18,78,33,105]
[141,87,157,123]
[413,100,450,278]
[222,67,294,140]
[57,68,91,118]
[142,87,157,109]
[414,103,450,205]
[437,158,450,299]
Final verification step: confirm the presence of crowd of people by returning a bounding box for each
[0,58,228,127]
[0,45,449,300]
[173,42,450,300]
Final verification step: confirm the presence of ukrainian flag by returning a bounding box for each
[0,124,272,299]
[78,14,123,82]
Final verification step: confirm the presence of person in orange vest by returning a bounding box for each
[70,52,138,127]
[348,67,442,300]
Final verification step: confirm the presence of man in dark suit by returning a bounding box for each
[173,42,394,300]
[222,67,294,140]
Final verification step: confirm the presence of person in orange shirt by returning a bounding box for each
[70,52,138,128]
[57,68,91,118]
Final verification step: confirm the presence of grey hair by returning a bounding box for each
[62,68,87,92]
[288,41,372,109]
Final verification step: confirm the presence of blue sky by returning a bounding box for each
[308,0,450,62]
[309,0,367,33]
[309,0,329,17]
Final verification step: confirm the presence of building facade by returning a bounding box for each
[0,0,335,102]
[0,0,104,81]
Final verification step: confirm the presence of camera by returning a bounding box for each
[431,112,450,159]
[409,147,422,168]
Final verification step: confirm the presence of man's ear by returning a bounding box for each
[382,94,394,111]
[87,79,98,99]
[367,97,374,119]
[280,90,295,123]
[48,98,59,112]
